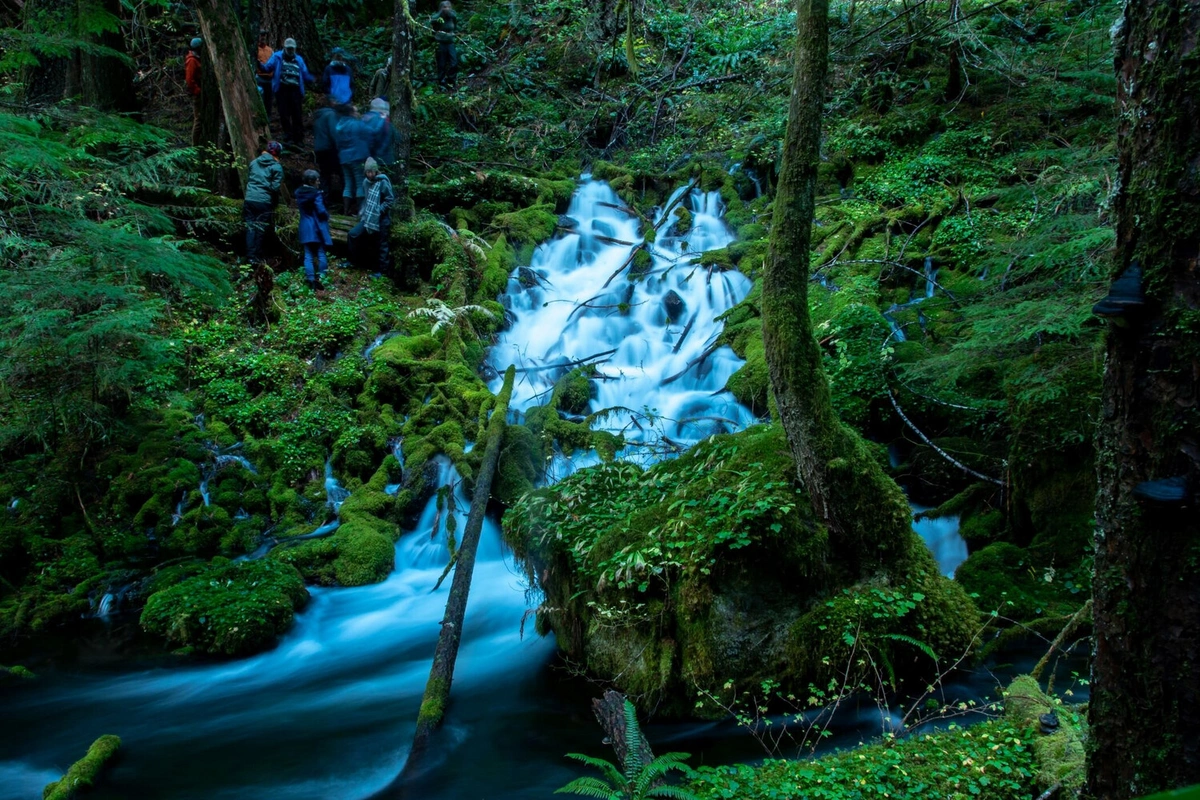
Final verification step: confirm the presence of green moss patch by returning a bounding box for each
[42,734,121,800]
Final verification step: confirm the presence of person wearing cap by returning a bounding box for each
[255,30,276,122]
[271,37,316,144]
[369,57,392,102]
[185,37,203,146]
[244,141,285,263]
[362,97,396,166]
[350,156,394,274]
[321,47,355,105]
[430,0,458,89]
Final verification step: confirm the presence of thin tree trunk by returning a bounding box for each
[1087,0,1200,796]
[261,0,323,73]
[390,0,415,223]
[591,690,655,769]
[194,0,271,189]
[403,366,515,773]
[760,0,912,572]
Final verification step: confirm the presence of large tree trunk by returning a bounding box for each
[261,0,323,73]
[761,0,912,573]
[21,0,134,110]
[19,0,71,104]
[1087,0,1200,797]
[390,0,415,224]
[194,0,271,189]
[73,0,135,111]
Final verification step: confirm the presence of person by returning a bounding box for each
[362,97,396,166]
[350,157,394,275]
[333,104,368,215]
[255,30,275,123]
[296,169,332,290]
[271,38,316,144]
[186,37,203,146]
[369,57,392,101]
[430,1,458,89]
[311,98,341,200]
[321,47,354,105]
[244,141,284,263]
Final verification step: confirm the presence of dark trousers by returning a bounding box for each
[191,93,203,146]
[276,85,303,143]
[257,78,274,121]
[349,214,391,274]
[435,43,458,87]
[315,149,341,200]
[244,200,275,262]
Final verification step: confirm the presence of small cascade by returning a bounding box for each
[924,256,938,299]
[88,580,136,621]
[364,332,399,364]
[911,505,968,577]
[325,458,350,513]
[171,491,187,526]
[384,438,404,496]
[881,256,940,343]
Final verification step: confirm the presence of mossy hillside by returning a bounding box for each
[139,559,308,657]
[42,734,121,800]
[690,718,1036,800]
[956,542,1090,623]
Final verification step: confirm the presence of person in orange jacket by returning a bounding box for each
[255,30,276,123]
[186,37,203,146]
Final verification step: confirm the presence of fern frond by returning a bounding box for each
[554,776,622,799]
[879,632,938,661]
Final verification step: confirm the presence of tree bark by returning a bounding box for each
[261,0,323,73]
[591,690,655,769]
[194,0,272,189]
[403,366,515,773]
[1087,1,1200,797]
[74,0,135,111]
[390,0,415,223]
[760,0,912,573]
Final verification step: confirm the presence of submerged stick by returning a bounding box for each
[402,366,515,775]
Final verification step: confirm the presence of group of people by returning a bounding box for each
[244,141,394,288]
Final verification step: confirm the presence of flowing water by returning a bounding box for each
[0,179,981,800]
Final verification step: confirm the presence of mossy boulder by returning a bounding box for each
[1004,675,1086,791]
[551,367,595,415]
[140,560,309,656]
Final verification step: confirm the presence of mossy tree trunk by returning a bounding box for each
[760,0,912,574]
[195,0,271,190]
[19,0,133,110]
[403,366,514,774]
[390,0,415,223]
[1088,0,1200,796]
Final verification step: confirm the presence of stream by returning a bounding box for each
[0,179,996,799]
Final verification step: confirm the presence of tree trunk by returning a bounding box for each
[194,0,271,189]
[390,0,415,224]
[19,0,71,104]
[403,366,515,773]
[261,0,323,73]
[75,0,136,111]
[591,690,655,769]
[1087,1,1200,797]
[760,0,912,573]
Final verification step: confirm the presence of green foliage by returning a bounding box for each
[42,734,121,800]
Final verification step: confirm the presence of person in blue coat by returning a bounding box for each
[296,169,333,290]
[270,38,316,144]
[332,104,369,215]
[321,47,354,105]
[362,97,397,166]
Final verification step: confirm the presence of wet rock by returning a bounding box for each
[663,290,686,323]
[558,215,580,231]
[400,459,443,530]
[591,219,616,239]
[517,266,542,289]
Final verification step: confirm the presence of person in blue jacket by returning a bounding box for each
[361,97,396,166]
[332,104,369,215]
[311,97,341,199]
[296,169,332,290]
[321,47,354,105]
[270,38,316,144]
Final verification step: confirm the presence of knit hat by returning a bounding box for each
[331,47,346,57]
[363,157,379,172]
[284,37,297,49]
[370,98,390,115]
[302,169,319,185]
[266,141,283,157]
[190,37,203,50]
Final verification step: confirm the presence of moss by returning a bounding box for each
[955,542,1088,621]
[331,518,396,586]
[629,246,652,278]
[42,735,121,800]
[724,338,769,416]
[417,676,448,726]
[1004,675,1087,791]
[491,204,558,244]
[140,560,309,656]
[494,423,541,506]
[551,367,595,415]
[475,233,514,303]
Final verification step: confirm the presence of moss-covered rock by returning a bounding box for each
[956,541,1089,622]
[140,560,309,656]
[1004,675,1086,791]
[42,734,121,800]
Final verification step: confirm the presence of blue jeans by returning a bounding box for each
[244,200,274,262]
[304,243,328,281]
[341,162,365,199]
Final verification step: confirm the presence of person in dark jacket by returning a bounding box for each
[269,38,316,144]
[362,98,396,166]
[369,57,391,101]
[244,141,284,263]
[431,1,458,88]
[186,38,203,146]
[296,169,333,290]
[349,157,394,275]
[311,98,341,200]
[332,104,369,215]
[321,47,354,105]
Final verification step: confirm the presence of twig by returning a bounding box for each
[887,388,1004,486]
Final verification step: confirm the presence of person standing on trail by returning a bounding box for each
[244,141,284,263]
[296,169,333,291]
[333,104,369,216]
[350,157,394,275]
[185,37,203,146]
[312,97,341,200]
[255,30,276,123]
[271,38,316,144]
[362,97,396,166]
[321,47,355,105]
[430,0,459,89]
[369,56,391,101]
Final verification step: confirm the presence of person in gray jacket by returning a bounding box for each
[244,141,284,263]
